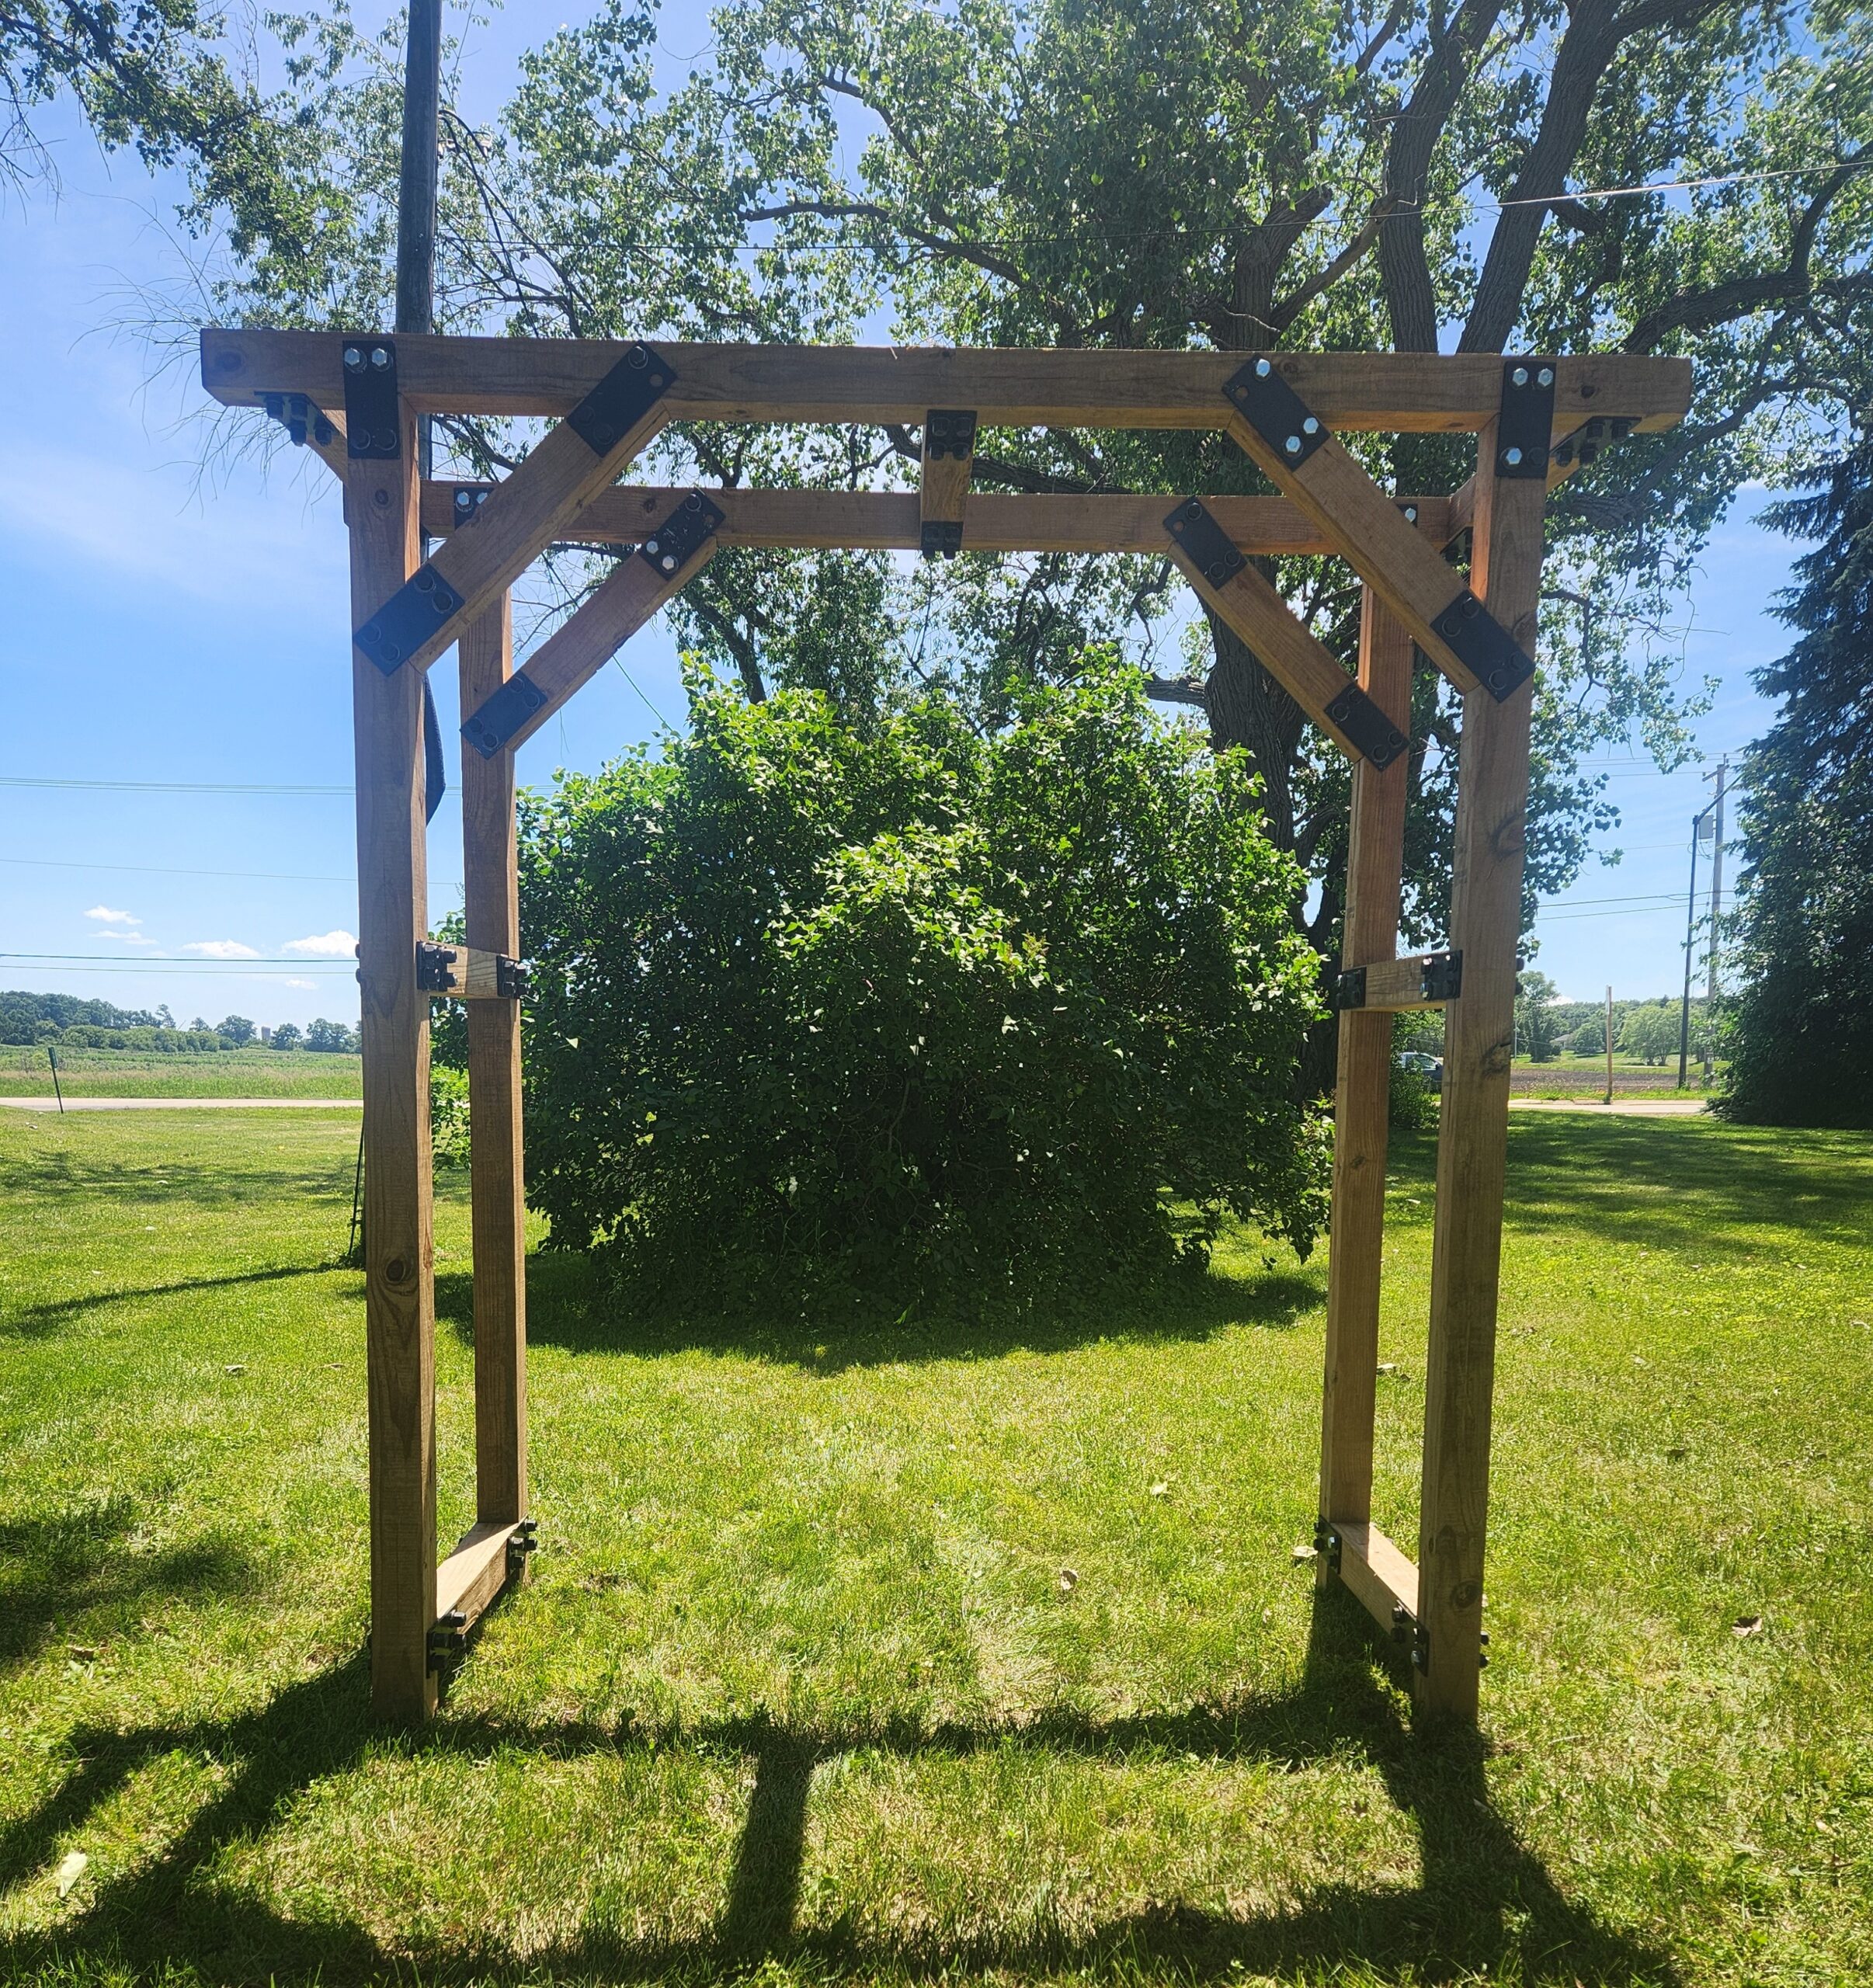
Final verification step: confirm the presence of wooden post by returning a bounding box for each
[1605,985,1615,1104]
[1318,591,1413,1575]
[459,596,528,1527]
[1414,423,1546,1722]
[349,401,439,1723]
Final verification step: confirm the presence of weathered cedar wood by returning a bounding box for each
[426,485,1458,558]
[348,400,438,1722]
[459,596,528,1530]
[203,331,1691,433]
[1317,593,1411,1569]
[1416,422,1546,1721]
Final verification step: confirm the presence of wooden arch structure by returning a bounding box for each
[201,329,1688,1726]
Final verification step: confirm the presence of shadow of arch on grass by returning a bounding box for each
[1,1263,348,1340]
[0,1592,1677,1987]
[436,1249,1326,1371]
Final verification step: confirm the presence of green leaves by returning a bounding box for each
[517,660,1327,1309]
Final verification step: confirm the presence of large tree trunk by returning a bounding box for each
[1202,603,1306,851]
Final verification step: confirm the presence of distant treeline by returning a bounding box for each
[1,991,358,1053]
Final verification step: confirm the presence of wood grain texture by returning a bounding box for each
[348,405,438,1724]
[426,485,1458,557]
[459,597,528,1532]
[1336,1521,1421,1632]
[203,331,1691,433]
[1225,419,1486,697]
[1415,423,1547,1725]
[434,1519,523,1627]
[1168,547,1363,762]
[1351,952,1461,1011]
[479,544,717,754]
[919,417,975,537]
[1318,593,1412,1569]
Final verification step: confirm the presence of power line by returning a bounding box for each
[1,855,359,884]
[0,776,353,797]
[0,952,355,967]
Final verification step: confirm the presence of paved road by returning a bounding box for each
[0,1097,360,1112]
[1509,1097,1705,1117]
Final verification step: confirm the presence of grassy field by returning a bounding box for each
[1,1107,1868,1987]
[1,1048,363,1099]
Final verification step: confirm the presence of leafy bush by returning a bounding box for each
[51,1025,225,1053]
[516,665,1328,1309]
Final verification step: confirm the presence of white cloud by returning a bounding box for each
[182,939,262,959]
[282,978,315,990]
[85,905,139,925]
[282,930,358,958]
[98,931,158,946]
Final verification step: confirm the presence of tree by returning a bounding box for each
[304,1017,359,1053]
[516,662,1329,1306]
[1619,1000,1680,1064]
[216,1013,255,1045]
[271,1021,301,1050]
[1516,970,1561,1061]
[181,0,1871,984]
[1722,435,1873,1126]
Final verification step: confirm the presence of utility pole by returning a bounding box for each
[1703,759,1726,1084]
[1605,985,1614,1106]
[1677,780,1720,1091]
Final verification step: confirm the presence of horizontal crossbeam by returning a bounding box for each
[1331,1520,1421,1639]
[203,331,1691,435]
[422,484,1461,558]
[435,1518,528,1632]
[1336,951,1463,1011]
[417,941,526,1000]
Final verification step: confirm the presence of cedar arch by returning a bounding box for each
[200,328,1690,1724]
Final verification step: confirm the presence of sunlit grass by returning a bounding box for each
[1,1107,1869,1985]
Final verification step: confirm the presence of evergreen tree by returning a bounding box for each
[1722,437,1873,1126]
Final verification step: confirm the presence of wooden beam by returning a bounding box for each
[1318,592,1412,1578]
[1335,1521,1420,1636]
[423,484,1458,557]
[1339,951,1463,1013]
[462,538,717,758]
[919,408,975,555]
[459,596,528,1533]
[435,1518,523,1628]
[1415,419,1547,1725]
[203,331,1692,434]
[348,396,437,1724]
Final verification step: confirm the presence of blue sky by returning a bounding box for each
[0,9,1795,1025]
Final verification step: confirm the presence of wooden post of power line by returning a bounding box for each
[1317,589,1413,1576]
[1413,417,1545,1722]
[460,596,528,1528]
[349,393,438,1725]
[1605,986,1614,1106]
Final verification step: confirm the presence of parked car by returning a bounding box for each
[1398,1050,1444,1090]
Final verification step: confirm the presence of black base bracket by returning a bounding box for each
[462,670,550,758]
[354,563,467,676]
[1431,589,1535,702]
[1325,683,1410,771]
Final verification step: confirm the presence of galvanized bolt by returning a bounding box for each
[1538,366,1555,387]
[661,554,677,572]
[370,346,390,369]
[1255,357,1271,376]
[1285,434,1301,454]
[1503,446,1524,466]
[343,346,363,369]
[1302,415,1319,435]
[1511,365,1529,387]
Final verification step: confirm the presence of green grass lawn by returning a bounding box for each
[1,1107,1869,1986]
[0,1048,363,1099]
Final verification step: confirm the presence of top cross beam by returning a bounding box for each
[202,332,1689,435]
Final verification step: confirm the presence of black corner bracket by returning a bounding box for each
[1334,966,1367,1013]
[415,940,458,994]
[1430,589,1536,702]
[1324,683,1409,770]
[1419,950,1464,1002]
[461,669,550,759]
[566,342,676,456]
[1224,356,1329,470]
[923,408,978,460]
[921,520,964,559]
[1163,498,1246,589]
[638,490,725,579]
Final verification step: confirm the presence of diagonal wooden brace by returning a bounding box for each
[460,492,722,757]
[353,339,676,679]
[919,409,977,558]
[1224,357,1538,702]
[1164,500,1409,770]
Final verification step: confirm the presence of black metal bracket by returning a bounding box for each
[1334,967,1367,1012]
[639,491,725,579]
[1496,356,1557,479]
[263,392,335,451]
[461,669,550,758]
[451,485,489,529]
[1391,1603,1431,1673]
[354,563,467,676]
[923,408,978,461]
[340,337,399,460]
[1420,950,1463,1003]
[428,1609,468,1668]
[1430,589,1535,702]
[1163,498,1246,588]
[1550,414,1637,470]
[1225,356,1329,470]
[1324,683,1409,771]
[506,1517,540,1579]
[566,342,676,456]
[921,520,964,559]
[493,954,528,1000]
[1313,1517,1342,1573]
[416,941,459,994]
